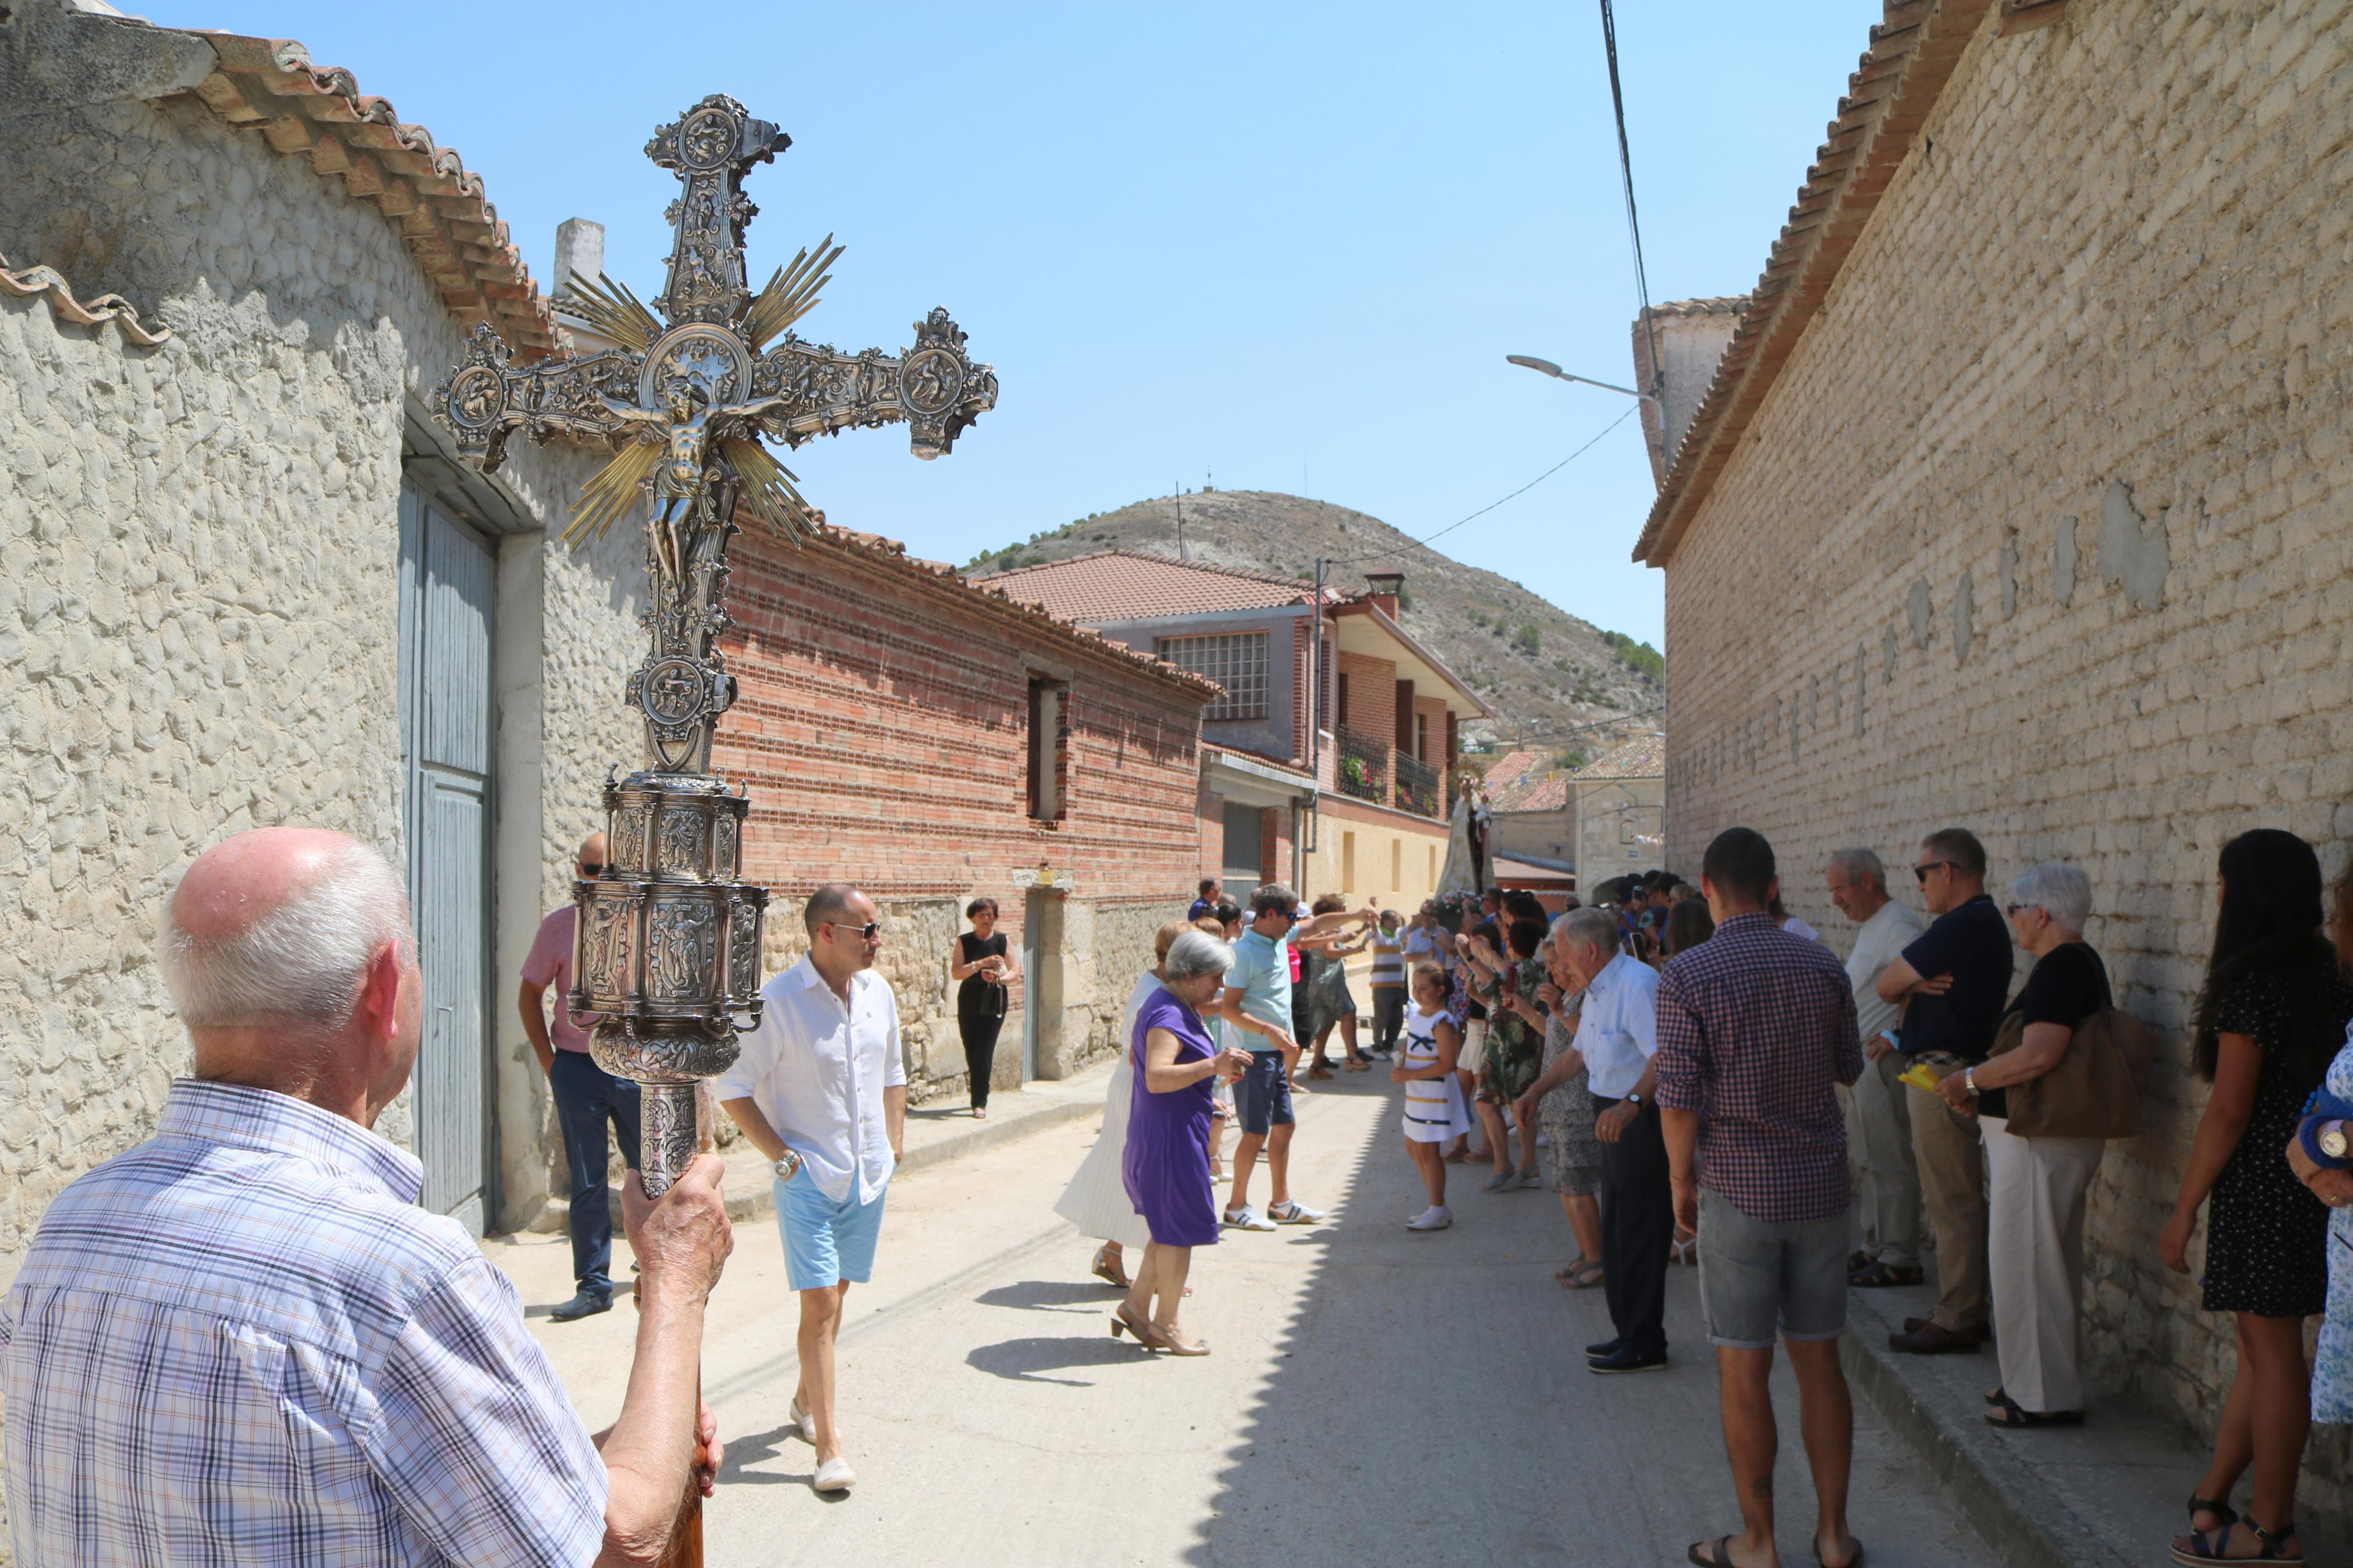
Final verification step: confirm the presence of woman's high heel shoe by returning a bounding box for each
[1111,1303,1170,1349]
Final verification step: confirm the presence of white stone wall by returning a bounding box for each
[1655,0,2353,1496]
[0,90,629,1287]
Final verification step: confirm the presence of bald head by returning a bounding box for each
[161,828,418,1119]
[579,831,608,872]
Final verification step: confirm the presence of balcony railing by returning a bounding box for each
[1334,724,1389,806]
[1393,751,1443,819]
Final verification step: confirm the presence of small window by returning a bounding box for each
[1155,632,1269,721]
[1027,677,1066,820]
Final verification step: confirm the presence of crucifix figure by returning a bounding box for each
[434,90,995,1566]
[434,90,996,1182]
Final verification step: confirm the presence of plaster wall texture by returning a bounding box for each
[0,88,630,1295]
[1633,306,1743,488]
[1653,0,2353,1494]
[1490,806,1577,872]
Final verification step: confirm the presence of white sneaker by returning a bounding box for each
[812,1456,856,1494]
[1407,1206,1453,1231]
[1267,1199,1325,1225]
[789,1396,814,1443]
[1223,1205,1277,1232]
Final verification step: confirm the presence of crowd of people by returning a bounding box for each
[14,816,2353,1562]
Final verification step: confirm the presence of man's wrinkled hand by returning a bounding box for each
[693,1400,723,1498]
[621,1153,733,1305]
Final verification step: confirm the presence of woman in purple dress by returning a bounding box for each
[1115,929,1252,1356]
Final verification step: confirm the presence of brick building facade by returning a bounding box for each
[721,527,1216,1100]
[1635,0,2353,1498]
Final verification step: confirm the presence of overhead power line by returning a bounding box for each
[1319,404,1638,570]
[1598,0,1662,398]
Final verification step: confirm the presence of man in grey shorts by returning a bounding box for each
[1655,827,1866,1568]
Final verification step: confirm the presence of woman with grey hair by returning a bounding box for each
[1935,861,2110,1427]
[1115,928,1254,1354]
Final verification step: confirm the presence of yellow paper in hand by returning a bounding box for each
[1897,1059,1944,1093]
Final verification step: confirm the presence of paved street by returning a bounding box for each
[495,1072,1997,1567]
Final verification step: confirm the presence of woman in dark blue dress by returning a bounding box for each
[1116,929,1252,1356]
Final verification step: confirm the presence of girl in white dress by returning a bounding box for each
[1395,962,1472,1231]
[1055,918,1202,1287]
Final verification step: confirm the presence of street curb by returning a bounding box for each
[1837,1327,2128,1568]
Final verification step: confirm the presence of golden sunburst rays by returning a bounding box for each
[563,437,663,547]
[718,435,813,539]
[742,235,844,351]
[552,270,662,354]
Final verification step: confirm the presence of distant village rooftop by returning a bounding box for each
[972,549,1337,621]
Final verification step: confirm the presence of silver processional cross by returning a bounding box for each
[435,95,996,1194]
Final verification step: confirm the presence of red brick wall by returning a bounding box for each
[716,531,1206,905]
[1335,650,1396,734]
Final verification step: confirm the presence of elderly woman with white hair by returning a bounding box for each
[1115,927,1255,1355]
[1935,861,2111,1427]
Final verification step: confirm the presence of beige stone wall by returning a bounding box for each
[1656,0,2353,1489]
[0,90,627,1286]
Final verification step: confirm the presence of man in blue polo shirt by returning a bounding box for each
[1218,883,1372,1231]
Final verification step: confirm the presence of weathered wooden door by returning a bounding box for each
[397,481,495,1235]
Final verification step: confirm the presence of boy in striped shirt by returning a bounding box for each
[1368,909,1408,1059]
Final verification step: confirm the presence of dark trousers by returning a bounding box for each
[551,1049,641,1297]
[1371,987,1406,1053]
[1595,1095,1671,1357]
[960,1009,1006,1110]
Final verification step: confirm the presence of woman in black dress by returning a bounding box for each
[950,897,1020,1119]
[2162,830,2353,1566]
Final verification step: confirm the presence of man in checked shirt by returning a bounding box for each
[2,827,729,1567]
[1655,827,1865,1568]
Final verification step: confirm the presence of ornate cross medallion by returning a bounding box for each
[432,95,996,1195]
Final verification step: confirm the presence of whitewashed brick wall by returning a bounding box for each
[1658,0,2353,1496]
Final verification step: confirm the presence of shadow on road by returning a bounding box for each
[973,1278,1122,1313]
[714,1421,810,1489]
[966,1331,1152,1386]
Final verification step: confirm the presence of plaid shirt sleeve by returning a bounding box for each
[368,1253,608,1567]
[1651,963,1706,1112]
[1830,975,1864,1088]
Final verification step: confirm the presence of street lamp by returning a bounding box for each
[1506,353,1658,404]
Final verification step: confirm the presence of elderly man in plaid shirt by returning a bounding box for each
[1,827,731,1567]
[1656,827,1865,1568]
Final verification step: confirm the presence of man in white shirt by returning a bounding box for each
[718,883,906,1496]
[1826,847,1930,1289]
[1557,906,1669,1374]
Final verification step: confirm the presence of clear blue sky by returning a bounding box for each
[139,1,1880,650]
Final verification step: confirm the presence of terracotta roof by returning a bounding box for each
[1633,0,1996,567]
[970,550,1330,623]
[172,30,561,357]
[790,524,1220,704]
[1493,776,1569,814]
[1479,749,1547,795]
[1649,296,1750,319]
[1573,733,1666,781]
[0,249,168,346]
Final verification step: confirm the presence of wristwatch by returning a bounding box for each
[1962,1067,1979,1096]
[2323,1121,2350,1161]
[773,1150,803,1182]
[1624,1091,1644,1108]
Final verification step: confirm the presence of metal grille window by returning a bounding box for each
[1155,632,1269,720]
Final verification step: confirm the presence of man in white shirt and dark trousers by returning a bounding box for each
[1556,906,1670,1373]
[1825,847,1930,1289]
[718,883,907,1496]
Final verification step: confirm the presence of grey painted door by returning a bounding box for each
[398,481,495,1235]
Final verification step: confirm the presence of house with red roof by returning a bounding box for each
[975,553,1492,911]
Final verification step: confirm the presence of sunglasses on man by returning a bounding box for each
[1912,861,1957,883]
[825,920,882,940]
[578,861,604,876]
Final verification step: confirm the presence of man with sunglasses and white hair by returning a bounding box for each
[718,883,906,1495]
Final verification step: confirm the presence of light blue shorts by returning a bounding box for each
[774,1165,888,1292]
